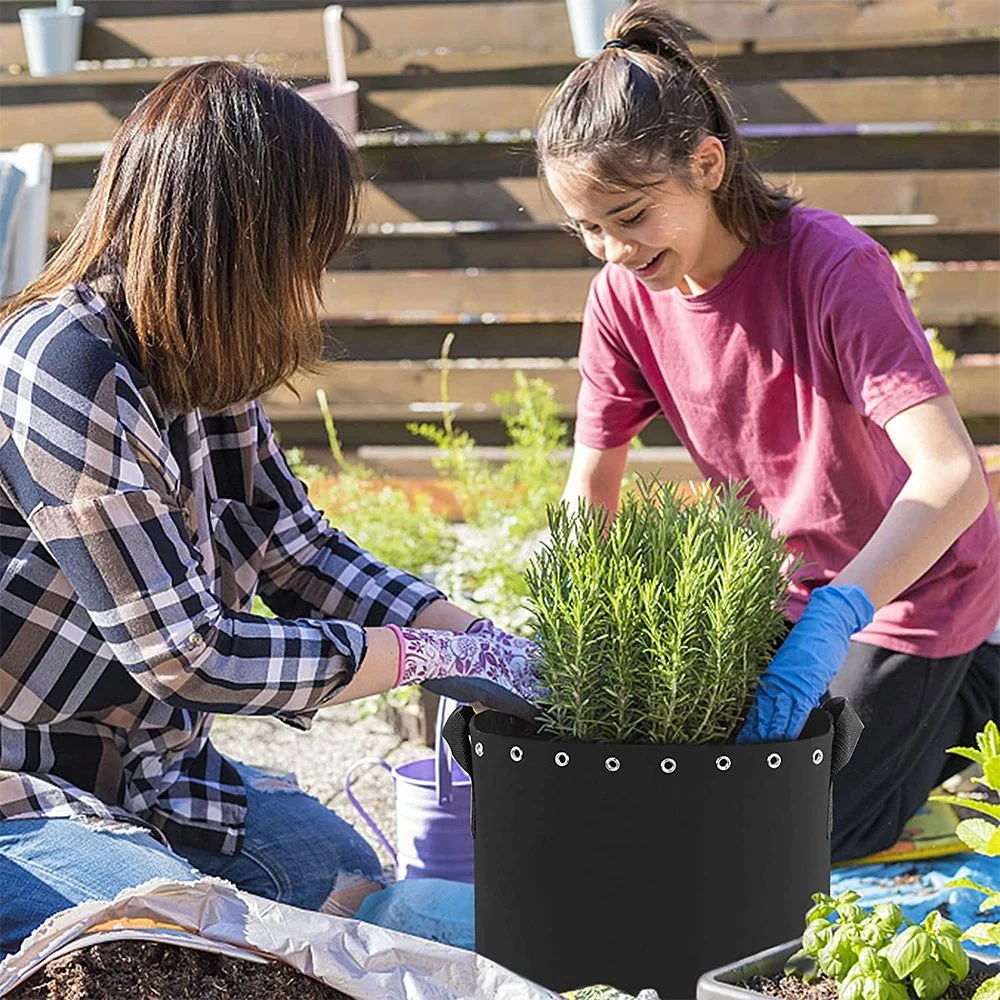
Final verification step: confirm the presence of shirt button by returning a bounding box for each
[186,633,204,649]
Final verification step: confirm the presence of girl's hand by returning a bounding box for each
[389,620,544,716]
[736,585,874,743]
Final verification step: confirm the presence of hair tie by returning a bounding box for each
[602,39,631,51]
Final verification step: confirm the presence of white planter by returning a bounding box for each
[298,81,360,138]
[18,5,84,77]
[565,0,625,58]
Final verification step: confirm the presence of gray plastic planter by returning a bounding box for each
[697,939,997,1000]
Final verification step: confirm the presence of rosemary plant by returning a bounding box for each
[524,478,795,744]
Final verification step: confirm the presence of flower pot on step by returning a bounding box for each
[444,697,863,998]
[695,938,997,1000]
[18,4,84,77]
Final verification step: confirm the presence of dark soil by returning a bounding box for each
[8,940,355,999]
[743,971,991,1000]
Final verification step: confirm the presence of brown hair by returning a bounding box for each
[1,61,359,413]
[537,0,796,247]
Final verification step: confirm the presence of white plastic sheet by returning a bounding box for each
[0,877,561,999]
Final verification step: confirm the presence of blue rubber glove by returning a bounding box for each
[737,584,874,743]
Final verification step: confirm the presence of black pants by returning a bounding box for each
[829,639,999,863]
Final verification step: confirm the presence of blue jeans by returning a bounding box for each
[0,762,383,958]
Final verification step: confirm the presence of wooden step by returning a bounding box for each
[43,166,1000,246]
[319,320,999,363]
[262,352,1000,425]
[317,263,1000,330]
[45,126,1000,192]
[3,0,996,71]
[8,74,998,147]
[353,443,701,481]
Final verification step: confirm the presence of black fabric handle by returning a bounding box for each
[821,696,864,778]
[821,696,863,836]
[443,705,478,837]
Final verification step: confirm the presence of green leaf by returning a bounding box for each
[962,921,1000,946]
[984,757,1000,792]
[802,919,833,957]
[971,973,1000,1000]
[934,932,969,981]
[874,904,903,932]
[955,817,1000,856]
[886,925,931,979]
[842,976,865,1000]
[911,959,951,1000]
[784,949,820,983]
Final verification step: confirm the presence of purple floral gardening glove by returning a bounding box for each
[387,619,544,718]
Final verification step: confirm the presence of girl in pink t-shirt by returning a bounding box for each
[537,0,999,861]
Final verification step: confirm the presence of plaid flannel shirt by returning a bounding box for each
[0,283,443,853]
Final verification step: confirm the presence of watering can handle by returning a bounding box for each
[435,695,461,807]
[343,757,397,862]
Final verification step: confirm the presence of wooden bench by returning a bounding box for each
[1,0,996,465]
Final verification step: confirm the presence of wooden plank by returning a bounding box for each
[2,0,995,70]
[318,265,999,328]
[363,75,1000,130]
[261,352,1000,423]
[355,443,701,480]
[41,167,1000,245]
[9,75,997,148]
[949,353,1000,418]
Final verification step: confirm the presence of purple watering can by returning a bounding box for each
[344,696,474,883]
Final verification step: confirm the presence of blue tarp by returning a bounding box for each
[831,853,1000,959]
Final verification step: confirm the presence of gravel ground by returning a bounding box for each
[210,704,432,874]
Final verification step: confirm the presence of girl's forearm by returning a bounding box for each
[832,456,989,610]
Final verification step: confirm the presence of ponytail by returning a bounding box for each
[537,0,796,247]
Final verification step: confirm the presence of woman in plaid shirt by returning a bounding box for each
[0,62,539,956]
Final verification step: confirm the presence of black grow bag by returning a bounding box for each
[444,697,862,999]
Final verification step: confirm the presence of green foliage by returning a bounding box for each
[891,249,955,380]
[930,720,1000,989]
[788,724,1000,1000]
[523,478,793,744]
[788,893,968,1000]
[291,389,457,580]
[409,334,570,633]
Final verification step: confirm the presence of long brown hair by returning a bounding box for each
[1,61,359,413]
[537,0,796,247]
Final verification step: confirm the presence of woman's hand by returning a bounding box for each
[390,620,543,716]
[736,585,874,743]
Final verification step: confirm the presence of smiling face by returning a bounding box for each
[545,137,743,295]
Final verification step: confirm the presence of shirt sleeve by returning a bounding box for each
[574,269,661,450]
[0,316,367,720]
[251,403,445,625]
[820,244,949,427]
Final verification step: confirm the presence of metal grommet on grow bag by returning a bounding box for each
[474,742,484,757]
[812,748,824,765]
[715,755,732,771]
[659,757,677,774]
[554,751,570,767]
[767,753,782,769]
[604,757,620,772]
[510,746,523,762]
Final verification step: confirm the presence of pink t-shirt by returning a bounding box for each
[575,206,999,658]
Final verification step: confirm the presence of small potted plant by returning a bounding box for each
[445,478,864,997]
[18,0,84,77]
[696,721,1000,1000]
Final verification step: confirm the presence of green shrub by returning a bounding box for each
[409,334,570,632]
[524,478,794,744]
